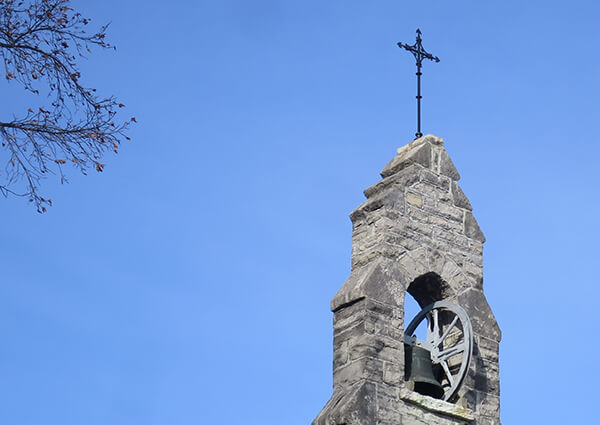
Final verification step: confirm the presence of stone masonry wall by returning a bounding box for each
[314,135,501,425]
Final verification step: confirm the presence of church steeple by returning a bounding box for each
[314,135,501,425]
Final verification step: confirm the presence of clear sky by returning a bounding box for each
[2,1,599,424]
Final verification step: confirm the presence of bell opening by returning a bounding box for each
[403,272,456,400]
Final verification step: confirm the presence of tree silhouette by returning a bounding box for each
[0,0,133,212]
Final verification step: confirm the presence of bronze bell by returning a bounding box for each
[404,344,445,399]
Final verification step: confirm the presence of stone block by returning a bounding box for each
[364,164,421,198]
[400,388,475,422]
[477,336,500,362]
[420,169,451,191]
[464,211,486,243]
[457,289,501,341]
[333,340,350,369]
[381,139,435,178]
[426,248,446,276]
[476,416,502,425]
[383,361,404,385]
[471,353,499,394]
[333,358,365,388]
[430,214,464,233]
[440,259,460,283]
[438,186,454,205]
[335,320,368,346]
[476,393,500,418]
[449,272,475,294]
[406,191,423,208]
[331,259,398,312]
[397,252,429,282]
[439,149,461,181]
[432,228,470,250]
[313,381,378,425]
[451,181,472,211]
[436,202,465,223]
[333,297,367,330]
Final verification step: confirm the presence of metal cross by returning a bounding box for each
[397,29,440,139]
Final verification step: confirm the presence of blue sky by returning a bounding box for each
[2,1,599,423]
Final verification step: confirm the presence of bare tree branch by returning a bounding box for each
[0,0,133,212]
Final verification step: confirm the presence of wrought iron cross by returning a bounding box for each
[397,29,439,139]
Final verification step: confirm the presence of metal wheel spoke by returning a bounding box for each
[440,360,455,386]
[438,316,458,346]
[428,308,440,345]
[438,343,465,360]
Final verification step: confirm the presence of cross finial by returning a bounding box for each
[398,29,439,139]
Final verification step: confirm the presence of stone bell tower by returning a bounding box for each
[314,135,501,425]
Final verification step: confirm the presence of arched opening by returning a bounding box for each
[403,272,466,402]
[403,272,453,344]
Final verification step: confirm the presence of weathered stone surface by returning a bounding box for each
[452,181,472,211]
[458,289,501,341]
[400,389,475,421]
[464,211,486,243]
[420,169,451,191]
[331,257,409,312]
[381,140,431,178]
[363,164,421,199]
[477,336,500,363]
[313,381,378,425]
[314,135,501,425]
[406,191,423,208]
[439,149,461,181]
[378,134,446,179]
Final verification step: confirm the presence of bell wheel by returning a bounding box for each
[404,300,473,401]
